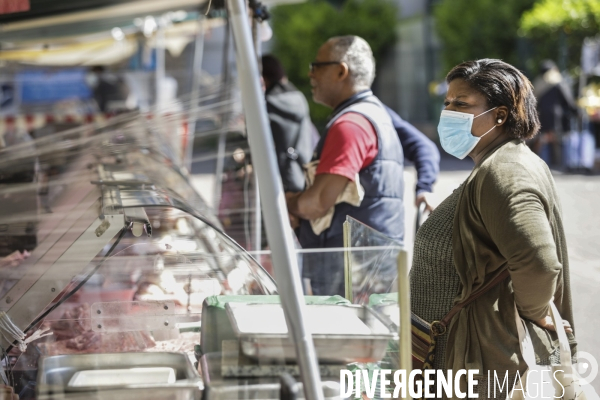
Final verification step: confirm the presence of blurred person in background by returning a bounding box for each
[262,54,316,192]
[86,66,135,113]
[530,59,578,168]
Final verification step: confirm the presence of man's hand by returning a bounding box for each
[286,174,349,221]
[534,314,573,334]
[285,192,301,229]
[289,213,300,229]
[415,192,434,213]
[0,250,30,269]
[285,191,298,202]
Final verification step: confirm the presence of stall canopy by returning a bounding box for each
[0,19,225,66]
[0,0,302,41]
[0,0,207,49]
[0,0,203,27]
[0,0,302,65]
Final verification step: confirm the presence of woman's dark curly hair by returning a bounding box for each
[446,59,540,140]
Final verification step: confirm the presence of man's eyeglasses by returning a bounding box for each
[309,61,341,72]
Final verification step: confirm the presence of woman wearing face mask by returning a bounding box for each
[409,59,575,398]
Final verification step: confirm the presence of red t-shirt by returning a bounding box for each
[315,112,378,181]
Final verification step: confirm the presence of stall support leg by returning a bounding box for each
[397,250,412,400]
[251,17,262,254]
[185,17,206,172]
[155,20,166,111]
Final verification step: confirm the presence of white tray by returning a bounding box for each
[68,367,176,387]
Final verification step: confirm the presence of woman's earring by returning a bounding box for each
[497,119,502,124]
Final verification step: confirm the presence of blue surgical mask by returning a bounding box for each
[437,107,497,159]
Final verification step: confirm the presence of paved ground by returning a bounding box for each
[404,154,600,392]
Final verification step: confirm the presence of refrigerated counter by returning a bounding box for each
[0,120,277,399]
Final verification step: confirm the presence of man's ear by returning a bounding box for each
[338,62,350,81]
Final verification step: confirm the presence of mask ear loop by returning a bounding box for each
[474,106,497,119]
[474,106,499,138]
[478,124,496,138]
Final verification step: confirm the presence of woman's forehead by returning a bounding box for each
[446,79,484,101]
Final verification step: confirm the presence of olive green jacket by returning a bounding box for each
[445,139,575,392]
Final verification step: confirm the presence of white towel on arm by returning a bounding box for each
[303,160,365,235]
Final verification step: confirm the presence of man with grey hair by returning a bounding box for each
[329,35,376,88]
[287,35,439,296]
[286,35,406,296]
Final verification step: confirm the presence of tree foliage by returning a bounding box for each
[269,0,397,126]
[521,0,600,33]
[433,0,537,74]
[520,0,600,74]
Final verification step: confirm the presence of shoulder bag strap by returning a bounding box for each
[430,269,510,336]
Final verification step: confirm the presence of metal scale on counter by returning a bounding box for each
[197,295,398,399]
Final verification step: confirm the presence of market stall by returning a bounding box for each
[0,111,409,400]
[0,1,412,398]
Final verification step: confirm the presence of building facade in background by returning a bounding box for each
[373,0,442,140]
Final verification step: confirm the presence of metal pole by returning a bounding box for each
[155,18,166,110]
[397,249,412,399]
[253,172,262,251]
[185,17,206,172]
[213,19,232,209]
[227,0,324,398]
[251,17,262,253]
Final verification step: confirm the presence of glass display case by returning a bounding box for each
[0,116,277,399]
[0,116,408,400]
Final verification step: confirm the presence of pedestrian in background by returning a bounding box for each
[530,59,578,168]
[86,66,135,113]
[262,55,315,192]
